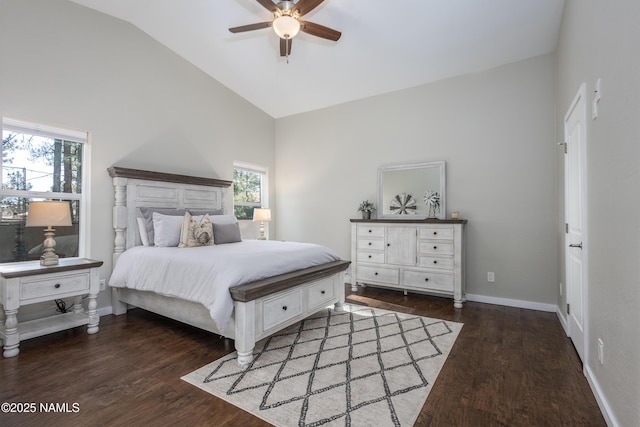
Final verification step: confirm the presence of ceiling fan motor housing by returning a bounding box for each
[276,1,297,16]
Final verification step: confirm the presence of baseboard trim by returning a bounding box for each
[465,293,557,312]
[556,307,569,335]
[584,364,620,427]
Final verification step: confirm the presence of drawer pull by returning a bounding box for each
[433,260,438,264]
[368,255,372,258]
[433,246,437,250]
[387,243,390,247]
[368,229,372,233]
[54,283,61,289]
[368,242,372,246]
[282,305,288,311]
[425,278,429,282]
[374,272,379,276]
[433,231,437,236]
[321,290,326,295]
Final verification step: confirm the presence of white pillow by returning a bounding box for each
[152,212,184,247]
[137,217,149,246]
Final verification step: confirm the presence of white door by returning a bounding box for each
[564,84,588,363]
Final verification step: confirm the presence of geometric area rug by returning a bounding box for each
[182,305,463,426]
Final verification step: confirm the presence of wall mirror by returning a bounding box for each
[377,161,446,220]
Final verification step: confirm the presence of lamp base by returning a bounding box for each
[40,228,60,266]
[40,253,60,266]
[258,221,267,240]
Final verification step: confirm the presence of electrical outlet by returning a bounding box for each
[597,339,604,364]
[99,279,106,291]
[487,272,495,283]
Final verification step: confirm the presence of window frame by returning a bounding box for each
[1,117,91,259]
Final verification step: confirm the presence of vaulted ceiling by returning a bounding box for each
[70,0,565,118]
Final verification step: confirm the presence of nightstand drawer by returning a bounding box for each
[21,272,90,301]
[263,289,303,331]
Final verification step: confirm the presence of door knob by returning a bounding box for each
[569,242,583,249]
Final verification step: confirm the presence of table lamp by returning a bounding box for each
[252,208,271,240]
[26,201,72,266]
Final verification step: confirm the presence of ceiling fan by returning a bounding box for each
[229,0,341,58]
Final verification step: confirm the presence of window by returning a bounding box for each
[233,162,268,220]
[1,118,88,263]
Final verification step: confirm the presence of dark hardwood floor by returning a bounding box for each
[1,286,605,426]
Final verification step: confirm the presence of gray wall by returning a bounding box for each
[275,53,558,306]
[0,0,276,315]
[556,1,640,425]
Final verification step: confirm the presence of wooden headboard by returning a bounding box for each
[108,167,232,266]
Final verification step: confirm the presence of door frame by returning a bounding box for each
[564,83,589,364]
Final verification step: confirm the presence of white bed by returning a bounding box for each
[108,167,349,365]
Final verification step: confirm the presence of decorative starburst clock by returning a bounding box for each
[390,193,416,215]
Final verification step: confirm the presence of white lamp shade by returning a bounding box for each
[253,208,272,222]
[272,15,300,39]
[26,201,72,227]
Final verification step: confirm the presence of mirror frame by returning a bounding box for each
[377,161,446,220]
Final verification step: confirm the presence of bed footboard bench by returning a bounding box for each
[230,260,350,365]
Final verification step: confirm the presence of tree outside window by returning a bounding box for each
[233,167,264,220]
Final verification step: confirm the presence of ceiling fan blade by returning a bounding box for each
[229,22,272,33]
[291,0,325,17]
[255,0,281,14]
[299,21,341,41]
[280,38,292,57]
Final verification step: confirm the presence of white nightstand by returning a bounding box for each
[0,258,103,358]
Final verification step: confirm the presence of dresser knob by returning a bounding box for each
[433,246,437,250]
[321,290,326,295]
[433,231,437,235]
[368,229,372,233]
[387,243,390,247]
[54,283,61,289]
[374,272,379,275]
[425,278,429,282]
[282,305,288,311]
[368,255,372,258]
[368,242,372,246]
[433,260,438,264]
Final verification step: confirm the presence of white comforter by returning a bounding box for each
[108,240,340,334]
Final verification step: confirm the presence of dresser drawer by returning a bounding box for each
[357,251,385,263]
[357,238,385,251]
[307,278,336,310]
[357,265,399,284]
[403,270,453,292]
[418,241,454,255]
[21,272,90,301]
[417,256,454,270]
[418,227,453,240]
[263,289,303,331]
[357,225,385,238]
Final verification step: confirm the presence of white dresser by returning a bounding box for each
[350,219,466,307]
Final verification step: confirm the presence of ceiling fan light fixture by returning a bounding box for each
[272,15,300,39]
